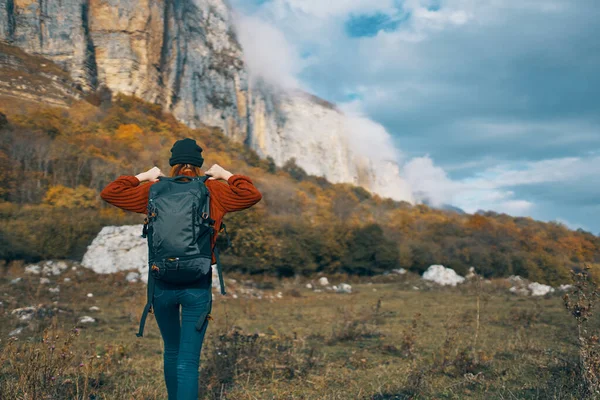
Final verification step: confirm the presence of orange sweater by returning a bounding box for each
[100,175,262,262]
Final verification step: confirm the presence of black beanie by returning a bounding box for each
[169,138,204,167]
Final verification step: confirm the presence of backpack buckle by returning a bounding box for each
[166,257,179,271]
[201,212,209,220]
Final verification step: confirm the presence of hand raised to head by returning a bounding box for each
[205,164,233,181]
[136,167,164,182]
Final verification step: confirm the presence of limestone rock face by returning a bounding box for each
[248,90,357,184]
[1,0,411,201]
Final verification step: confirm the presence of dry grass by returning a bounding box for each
[0,263,598,399]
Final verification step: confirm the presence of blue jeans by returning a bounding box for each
[153,286,212,400]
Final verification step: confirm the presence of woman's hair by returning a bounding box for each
[170,164,203,177]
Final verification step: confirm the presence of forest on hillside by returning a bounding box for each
[1,95,599,285]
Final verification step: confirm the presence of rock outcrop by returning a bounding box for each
[1,0,411,200]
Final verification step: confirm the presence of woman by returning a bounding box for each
[100,138,262,399]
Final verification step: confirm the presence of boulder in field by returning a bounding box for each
[11,306,37,321]
[42,261,68,276]
[422,265,465,287]
[126,272,141,283]
[318,277,329,286]
[79,316,96,324]
[336,283,352,293]
[82,225,148,282]
[8,327,24,337]
[528,282,555,296]
[25,265,41,275]
[465,267,477,279]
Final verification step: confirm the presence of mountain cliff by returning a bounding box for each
[0,0,410,199]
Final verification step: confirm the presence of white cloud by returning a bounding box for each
[340,100,404,163]
[403,156,457,206]
[403,154,599,217]
[268,0,397,19]
[233,14,304,89]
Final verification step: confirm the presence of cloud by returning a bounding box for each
[267,0,397,19]
[339,100,404,163]
[232,14,304,89]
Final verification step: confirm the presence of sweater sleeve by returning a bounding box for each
[100,175,152,214]
[207,174,262,213]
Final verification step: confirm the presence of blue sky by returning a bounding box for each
[230,0,600,234]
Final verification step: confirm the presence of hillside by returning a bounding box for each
[1,83,599,285]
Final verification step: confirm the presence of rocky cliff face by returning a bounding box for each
[0,0,410,200]
[0,42,83,106]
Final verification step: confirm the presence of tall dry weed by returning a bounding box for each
[563,264,600,397]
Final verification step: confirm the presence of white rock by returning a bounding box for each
[318,277,329,286]
[465,267,477,279]
[509,286,530,296]
[422,265,465,287]
[48,287,60,294]
[232,294,238,299]
[412,286,420,291]
[11,306,36,321]
[276,292,283,299]
[40,278,50,284]
[559,284,574,291]
[508,275,524,284]
[126,272,140,283]
[528,282,555,296]
[10,278,22,284]
[305,283,313,289]
[42,261,68,276]
[25,265,41,275]
[63,278,71,283]
[79,316,96,324]
[9,327,24,336]
[82,225,148,282]
[314,289,323,293]
[87,293,94,298]
[392,268,407,275]
[336,283,352,294]
[332,285,338,291]
[89,306,100,312]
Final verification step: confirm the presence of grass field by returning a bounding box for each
[0,261,595,399]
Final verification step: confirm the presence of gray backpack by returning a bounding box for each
[136,175,226,337]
